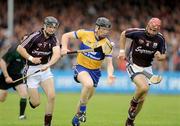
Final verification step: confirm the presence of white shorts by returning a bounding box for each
[26,65,53,88]
[126,63,153,81]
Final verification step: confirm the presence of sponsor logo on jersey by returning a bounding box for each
[153,43,158,49]
[135,46,154,54]
[139,39,144,44]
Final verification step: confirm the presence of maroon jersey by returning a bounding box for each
[125,28,166,67]
[21,29,59,65]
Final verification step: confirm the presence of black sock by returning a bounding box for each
[44,114,52,126]
[19,98,27,116]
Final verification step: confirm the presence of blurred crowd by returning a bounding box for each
[0,0,179,71]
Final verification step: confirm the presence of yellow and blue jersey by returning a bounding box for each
[74,29,112,69]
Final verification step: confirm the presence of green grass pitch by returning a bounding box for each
[0,93,179,126]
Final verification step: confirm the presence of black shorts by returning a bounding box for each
[0,74,24,90]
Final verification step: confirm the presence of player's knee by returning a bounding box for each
[18,89,28,98]
[47,93,55,102]
[139,85,149,93]
[20,93,28,99]
[22,91,28,97]
[0,97,6,102]
[80,99,88,105]
[33,102,40,107]
[0,93,7,102]
[31,100,40,107]
[84,83,94,89]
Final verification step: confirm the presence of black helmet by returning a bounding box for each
[96,17,111,28]
[44,16,59,27]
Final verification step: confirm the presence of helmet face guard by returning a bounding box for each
[44,16,59,36]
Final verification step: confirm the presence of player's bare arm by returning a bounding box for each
[118,30,126,60]
[0,42,11,59]
[106,57,115,85]
[41,46,60,71]
[61,32,74,55]
[154,51,166,61]
[0,59,13,83]
[17,45,41,64]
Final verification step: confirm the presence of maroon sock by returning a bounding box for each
[44,114,52,126]
[126,117,134,124]
[128,97,139,119]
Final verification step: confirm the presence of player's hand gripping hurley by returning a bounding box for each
[131,63,162,84]
[118,50,162,84]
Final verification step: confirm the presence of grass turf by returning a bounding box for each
[0,93,179,126]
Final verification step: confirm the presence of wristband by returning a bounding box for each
[28,56,33,61]
[119,49,125,53]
